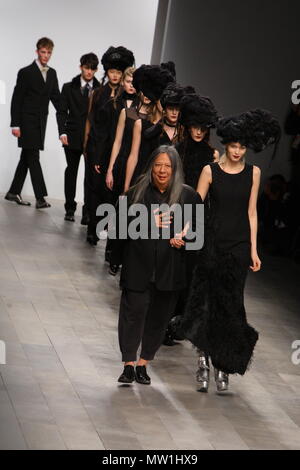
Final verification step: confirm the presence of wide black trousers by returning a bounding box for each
[118,284,179,362]
[9,149,47,199]
[64,148,88,213]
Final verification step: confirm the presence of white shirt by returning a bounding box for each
[80,77,94,89]
[35,59,49,82]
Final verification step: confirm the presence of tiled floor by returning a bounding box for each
[0,195,300,450]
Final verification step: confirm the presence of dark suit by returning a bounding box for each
[56,75,100,212]
[9,61,60,199]
[112,183,202,361]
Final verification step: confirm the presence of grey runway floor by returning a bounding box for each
[0,195,300,450]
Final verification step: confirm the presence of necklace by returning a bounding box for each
[164,119,177,128]
[123,91,137,101]
[219,161,245,174]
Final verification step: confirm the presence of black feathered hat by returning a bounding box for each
[216,109,281,152]
[180,94,219,128]
[101,46,135,72]
[161,61,176,80]
[160,83,195,109]
[132,64,175,103]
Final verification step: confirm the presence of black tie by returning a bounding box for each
[83,83,90,97]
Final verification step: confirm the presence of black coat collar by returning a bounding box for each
[71,74,100,89]
[31,60,51,86]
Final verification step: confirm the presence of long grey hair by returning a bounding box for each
[129,145,184,206]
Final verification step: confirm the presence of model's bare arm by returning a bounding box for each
[106,109,126,189]
[124,119,142,191]
[196,164,212,201]
[248,165,261,272]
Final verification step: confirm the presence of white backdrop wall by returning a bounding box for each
[0,0,158,201]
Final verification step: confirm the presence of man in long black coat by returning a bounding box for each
[5,37,60,209]
[109,146,203,384]
[56,53,100,223]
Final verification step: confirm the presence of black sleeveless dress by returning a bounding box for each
[182,162,259,375]
[176,137,214,190]
[113,108,147,196]
[132,120,175,184]
[170,139,214,320]
[209,162,252,270]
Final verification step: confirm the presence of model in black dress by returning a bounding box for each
[105,67,148,197]
[124,64,175,191]
[85,46,135,245]
[164,94,219,345]
[131,82,192,183]
[99,73,139,202]
[182,109,281,392]
[177,94,220,188]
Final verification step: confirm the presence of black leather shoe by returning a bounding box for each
[86,234,99,246]
[118,365,135,384]
[64,211,75,222]
[36,198,51,209]
[5,192,31,206]
[135,365,151,385]
[109,264,119,276]
[80,213,90,225]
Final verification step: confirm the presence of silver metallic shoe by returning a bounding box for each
[214,369,229,392]
[196,353,210,392]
